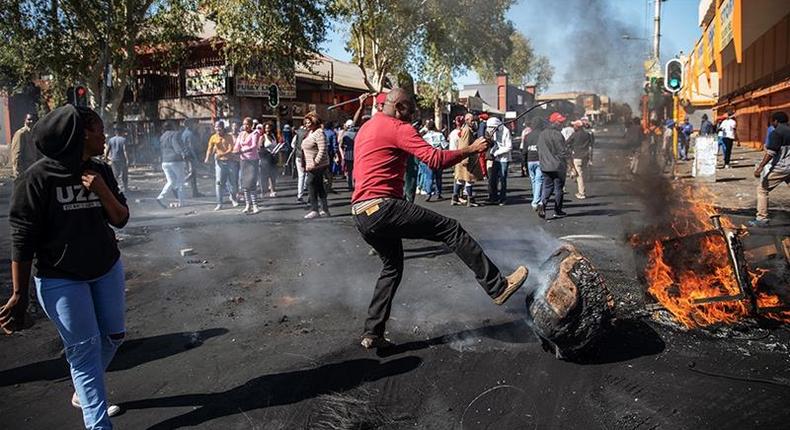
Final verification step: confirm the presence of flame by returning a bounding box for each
[638,183,789,327]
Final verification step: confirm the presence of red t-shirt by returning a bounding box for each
[352,114,466,203]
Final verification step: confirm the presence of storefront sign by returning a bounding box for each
[236,73,296,99]
[185,65,226,96]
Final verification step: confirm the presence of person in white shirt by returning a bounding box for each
[421,120,448,201]
[719,111,737,168]
[485,117,512,205]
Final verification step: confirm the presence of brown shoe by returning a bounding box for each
[493,266,529,305]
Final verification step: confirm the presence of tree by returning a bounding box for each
[474,31,554,93]
[335,0,515,127]
[0,0,331,123]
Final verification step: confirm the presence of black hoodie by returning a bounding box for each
[9,105,128,280]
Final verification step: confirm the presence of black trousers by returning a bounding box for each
[184,159,200,196]
[722,137,734,166]
[306,166,328,212]
[353,198,508,337]
[541,170,566,213]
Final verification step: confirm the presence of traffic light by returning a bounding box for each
[75,86,88,106]
[66,86,89,106]
[664,59,683,93]
[268,84,279,108]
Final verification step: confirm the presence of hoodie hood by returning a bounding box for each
[33,104,86,173]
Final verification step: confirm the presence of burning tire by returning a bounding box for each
[526,245,614,360]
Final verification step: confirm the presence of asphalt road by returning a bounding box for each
[1,132,789,429]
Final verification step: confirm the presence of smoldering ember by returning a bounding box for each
[1,1,790,429]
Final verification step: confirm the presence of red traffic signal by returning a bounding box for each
[76,86,87,97]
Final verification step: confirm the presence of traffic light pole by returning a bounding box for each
[673,95,679,160]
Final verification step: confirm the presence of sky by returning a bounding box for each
[320,0,702,105]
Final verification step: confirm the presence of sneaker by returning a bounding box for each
[574,193,587,200]
[425,194,433,202]
[466,198,479,208]
[747,218,769,227]
[498,201,506,206]
[304,211,319,219]
[155,198,167,209]
[241,206,251,214]
[360,336,394,350]
[72,393,121,417]
[213,204,223,211]
[250,206,261,214]
[269,191,277,198]
[554,210,568,218]
[230,199,240,208]
[451,196,462,206]
[537,203,546,219]
[297,197,304,203]
[319,210,330,217]
[493,266,529,305]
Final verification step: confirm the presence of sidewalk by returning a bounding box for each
[676,145,789,219]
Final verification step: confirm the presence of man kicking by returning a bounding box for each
[352,88,529,349]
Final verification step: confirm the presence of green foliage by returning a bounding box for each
[204,0,331,77]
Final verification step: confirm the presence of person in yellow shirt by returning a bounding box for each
[204,120,239,210]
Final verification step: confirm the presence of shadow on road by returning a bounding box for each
[570,319,666,364]
[120,356,422,429]
[375,320,536,358]
[0,328,228,387]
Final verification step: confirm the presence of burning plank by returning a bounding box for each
[526,245,614,360]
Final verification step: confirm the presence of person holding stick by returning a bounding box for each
[351,88,529,349]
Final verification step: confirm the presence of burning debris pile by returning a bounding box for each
[526,246,614,360]
[631,183,790,328]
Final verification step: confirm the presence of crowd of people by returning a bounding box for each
[2,94,788,429]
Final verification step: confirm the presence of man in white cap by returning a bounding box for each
[485,117,512,205]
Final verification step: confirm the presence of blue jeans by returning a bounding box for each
[35,259,126,430]
[419,163,436,195]
[487,160,509,203]
[214,159,239,204]
[528,161,543,207]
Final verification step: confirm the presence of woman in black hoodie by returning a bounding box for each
[1,105,129,429]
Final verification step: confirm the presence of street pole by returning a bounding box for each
[673,95,679,160]
[653,0,662,61]
[99,0,112,126]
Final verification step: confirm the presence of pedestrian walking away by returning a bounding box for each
[719,111,737,168]
[1,105,130,429]
[750,111,790,226]
[351,88,529,349]
[537,112,577,219]
[105,126,129,192]
[181,119,204,197]
[524,117,545,209]
[156,121,188,208]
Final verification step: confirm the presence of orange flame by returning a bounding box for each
[639,183,789,327]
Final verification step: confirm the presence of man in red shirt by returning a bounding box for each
[352,88,529,349]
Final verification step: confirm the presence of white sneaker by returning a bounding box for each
[319,210,330,217]
[72,393,121,417]
[213,204,223,211]
[251,205,261,214]
[241,205,250,214]
[230,199,240,207]
[269,191,277,197]
[304,211,319,219]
